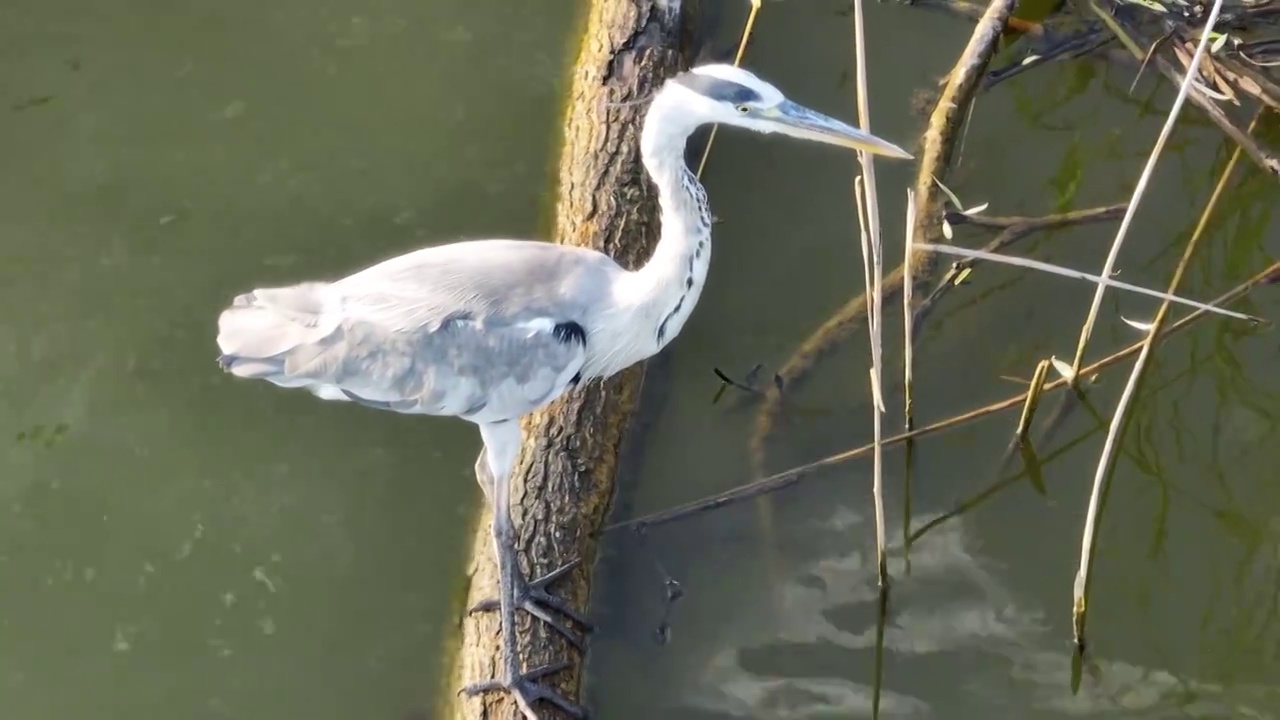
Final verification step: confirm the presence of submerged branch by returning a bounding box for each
[605,261,1279,534]
[749,0,1018,477]
[914,0,1280,181]
[1067,0,1225,380]
[1148,51,1280,178]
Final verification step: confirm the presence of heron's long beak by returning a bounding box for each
[763,100,913,160]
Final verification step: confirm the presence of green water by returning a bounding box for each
[1,0,576,716]
[3,1,1278,719]
[588,3,1280,720]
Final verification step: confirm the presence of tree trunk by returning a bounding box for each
[444,1,696,718]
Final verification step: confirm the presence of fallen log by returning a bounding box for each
[442,1,696,718]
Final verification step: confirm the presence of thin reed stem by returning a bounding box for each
[694,0,761,178]
[749,0,1016,484]
[850,0,889,590]
[903,190,916,427]
[901,189,917,574]
[913,242,1258,322]
[871,584,890,720]
[1067,0,1226,378]
[1073,94,1254,654]
[1015,359,1051,440]
[605,260,1278,533]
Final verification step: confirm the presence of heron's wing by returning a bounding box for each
[216,240,608,420]
[335,239,618,333]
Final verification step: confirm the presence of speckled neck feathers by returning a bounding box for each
[579,80,715,380]
[630,93,713,340]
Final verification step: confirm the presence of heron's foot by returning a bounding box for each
[461,660,586,720]
[469,559,593,651]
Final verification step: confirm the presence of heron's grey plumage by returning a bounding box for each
[216,240,629,423]
[213,63,911,719]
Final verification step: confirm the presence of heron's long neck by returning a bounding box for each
[620,99,712,356]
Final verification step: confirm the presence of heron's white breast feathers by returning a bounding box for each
[574,297,659,380]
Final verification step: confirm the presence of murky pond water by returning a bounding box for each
[1,0,576,716]
[588,3,1280,720]
[4,0,1277,719]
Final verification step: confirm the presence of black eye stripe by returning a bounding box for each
[670,72,764,105]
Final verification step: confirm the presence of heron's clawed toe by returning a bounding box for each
[462,660,587,720]
[469,558,594,649]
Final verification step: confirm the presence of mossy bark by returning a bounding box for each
[444,1,696,718]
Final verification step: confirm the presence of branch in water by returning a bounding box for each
[607,262,1280,534]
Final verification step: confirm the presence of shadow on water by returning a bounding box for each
[1,0,577,717]
[589,1,1280,719]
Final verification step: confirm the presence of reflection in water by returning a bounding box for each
[682,507,1277,719]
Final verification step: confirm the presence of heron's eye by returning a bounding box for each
[735,104,751,115]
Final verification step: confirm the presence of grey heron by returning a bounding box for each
[214,63,911,718]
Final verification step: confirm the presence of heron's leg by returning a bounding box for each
[465,431,592,649]
[462,421,586,720]
[467,558,591,647]
[474,447,494,505]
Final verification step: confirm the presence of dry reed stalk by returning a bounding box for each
[1071,0,1228,654]
[1073,100,1254,658]
[606,258,1279,533]
[903,190,917,427]
[912,243,1258,322]
[1066,0,1227,378]
[871,583,890,720]
[849,0,889,589]
[901,189,918,573]
[748,0,1017,482]
[1015,359,1051,441]
[693,0,761,177]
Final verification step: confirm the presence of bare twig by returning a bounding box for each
[1068,0,1227,381]
[605,260,1279,533]
[915,204,1128,332]
[1092,0,1280,180]
[911,425,1094,543]
[1150,52,1280,178]
[947,205,1127,230]
[915,0,1280,181]
[909,342,1229,547]
[1073,0,1229,655]
[914,242,1260,322]
[749,0,1017,479]
[749,204,1125,482]
[693,0,761,177]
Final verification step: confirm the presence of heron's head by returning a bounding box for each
[662,64,912,160]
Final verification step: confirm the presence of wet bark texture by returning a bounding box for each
[446,1,694,718]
